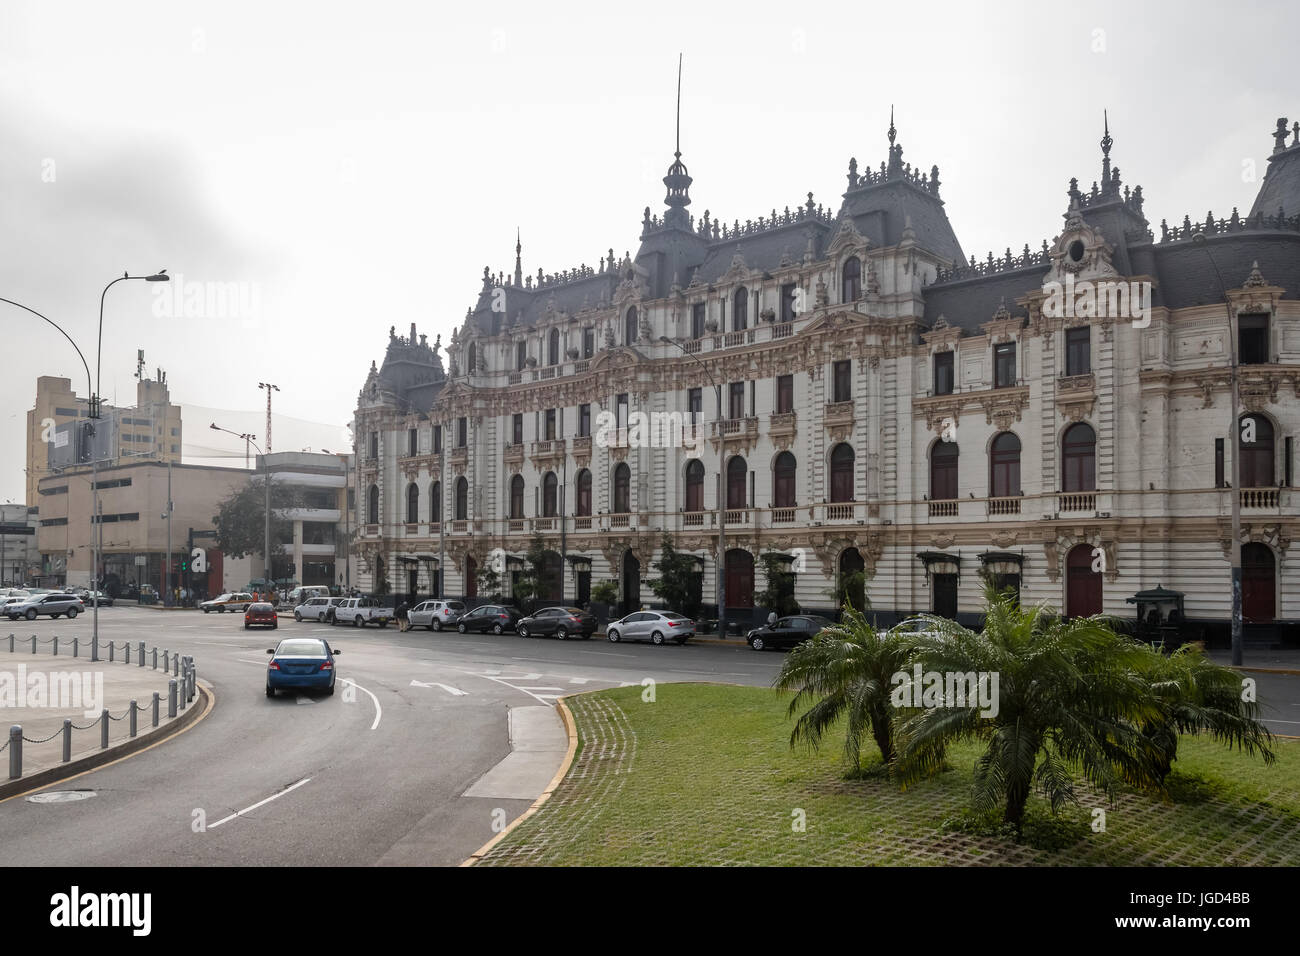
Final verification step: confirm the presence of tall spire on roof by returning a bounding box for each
[1100,109,1113,188]
[662,53,692,229]
[887,105,904,178]
[514,228,523,286]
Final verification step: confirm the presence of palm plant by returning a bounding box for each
[894,585,1168,834]
[773,604,913,769]
[1136,643,1275,784]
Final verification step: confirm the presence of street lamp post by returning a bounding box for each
[1193,233,1243,666]
[660,336,726,638]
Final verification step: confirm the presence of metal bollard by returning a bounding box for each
[173,654,179,678]
[91,635,98,663]
[8,725,20,779]
[152,692,160,728]
[63,718,71,762]
[108,640,114,663]
[73,636,79,658]
[168,679,177,718]
[162,650,169,672]
[152,648,157,669]
[124,642,130,665]
[129,700,138,738]
[53,636,58,656]
[31,635,36,654]
[7,633,12,653]
[138,641,145,667]
[190,664,197,702]
[179,675,187,712]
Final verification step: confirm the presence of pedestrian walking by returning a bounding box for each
[396,599,410,632]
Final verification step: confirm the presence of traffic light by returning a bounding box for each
[180,558,188,573]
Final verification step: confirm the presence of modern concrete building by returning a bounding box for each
[34,460,251,596]
[350,113,1299,645]
[260,451,356,589]
[0,502,39,586]
[25,369,182,506]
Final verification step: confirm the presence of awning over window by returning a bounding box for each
[978,551,1024,576]
[916,551,961,576]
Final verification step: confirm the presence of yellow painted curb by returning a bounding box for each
[0,680,216,805]
[460,694,580,866]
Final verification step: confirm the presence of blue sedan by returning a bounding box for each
[266,638,339,697]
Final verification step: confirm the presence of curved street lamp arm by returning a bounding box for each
[0,295,94,401]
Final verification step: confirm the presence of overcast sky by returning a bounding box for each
[2,0,1295,502]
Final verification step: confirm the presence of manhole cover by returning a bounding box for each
[26,790,97,804]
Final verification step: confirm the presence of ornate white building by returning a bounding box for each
[351,114,1300,645]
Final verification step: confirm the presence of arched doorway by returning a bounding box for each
[1066,543,1102,617]
[1242,543,1276,623]
[541,551,564,602]
[725,549,755,610]
[621,551,640,616]
[838,548,865,612]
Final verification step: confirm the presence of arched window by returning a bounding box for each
[542,471,558,517]
[732,287,748,330]
[930,442,959,500]
[842,256,862,302]
[1240,415,1275,488]
[367,485,379,524]
[613,463,631,513]
[575,469,592,517]
[1062,423,1096,492]
[829,443,854,503]
[685,459,705,511]
[454,477,468,520]
[548,328,560,366]
[509,474,525,519]
[773,452,797,508]
[467,342,477,374]
[727,456,748,510]
[625,306,638,345]
[406,483,420,524]
[990,432,1022,498]
[430,481,441,525]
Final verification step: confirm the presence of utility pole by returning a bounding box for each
[259,382,280,454]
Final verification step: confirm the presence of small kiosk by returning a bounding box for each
[1125,585,1186,646]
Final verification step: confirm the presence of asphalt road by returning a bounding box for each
[0,606,785,866]
[2,607,1296,867]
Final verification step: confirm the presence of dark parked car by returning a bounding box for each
[746,615,836,651]
[456,604,523,634]
[244,602,279,630]
[516,606,597,640]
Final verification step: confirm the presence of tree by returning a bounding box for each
[510,532,551,610]
[774,604,914,770]
[757,552,800,617]
[893,584,1171,835]
[476,556,503,600]
[212,478,301,560]
[1136,643,1275,785]
[591,579,620,605]
[824,567,868,613]
[644,534,702,617]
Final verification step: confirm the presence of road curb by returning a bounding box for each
[461,695,579,866]
[0,679,215,804]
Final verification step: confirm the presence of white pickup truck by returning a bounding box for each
[328,597,392,628]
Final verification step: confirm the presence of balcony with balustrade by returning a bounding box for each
[530,439,567,468]
[711,417,758,446]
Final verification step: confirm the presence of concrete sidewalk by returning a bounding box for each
[1209,647,1300,674]
[1,650,189,779]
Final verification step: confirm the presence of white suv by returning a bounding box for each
[294,596,340,622]
[408,600,466,631]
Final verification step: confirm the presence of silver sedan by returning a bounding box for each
[606,611,696,645]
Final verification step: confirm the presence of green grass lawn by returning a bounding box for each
[477,683,1300,866]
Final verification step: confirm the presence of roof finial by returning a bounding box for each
[888,104,896,146]
[1100,110,1114,192]
[661,54,692,228]
[675,52,682,159]
[513,227,523,287]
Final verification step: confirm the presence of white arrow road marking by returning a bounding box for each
[567,677,590,684]
[517,687,564,692]
[296,695,315,705]
[208,777,311,830]
[339,678,382,730]
[410,680,467,696]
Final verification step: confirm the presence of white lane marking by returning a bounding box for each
[208,777,312,830]
[568,677,590,684]
[462,671,557,706]
[410,679,468,696]
[196,641,250,647]
[517,686,564,692]
[237,658,268,665]
[340,678,382,730]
